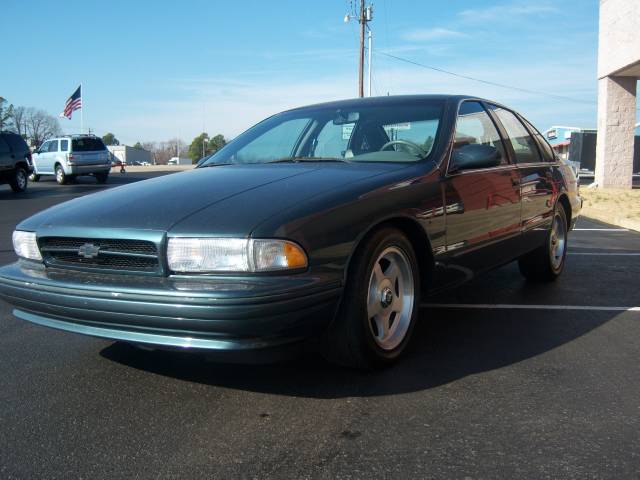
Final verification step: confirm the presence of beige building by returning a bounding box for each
[595,0,640,188]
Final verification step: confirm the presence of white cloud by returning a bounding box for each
[402,28,468,42]
[107,73,357,145]
[99,51,596,146]
[459,2,558,22]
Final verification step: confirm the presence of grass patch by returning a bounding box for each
[580,188,640,227]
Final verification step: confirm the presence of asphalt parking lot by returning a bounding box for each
[1,172,639,479]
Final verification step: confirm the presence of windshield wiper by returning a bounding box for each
[198,162,229,168]
[266,157,348,164]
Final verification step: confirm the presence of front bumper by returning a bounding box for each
[0,261,342,353]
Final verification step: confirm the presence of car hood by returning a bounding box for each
[19,163,406,236]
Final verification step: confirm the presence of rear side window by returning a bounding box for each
[47,140,59,153]
[452,101,508,168]
[2,132,28,152]
[72,137,106,152]
[60,139,69,152]
[522,119,555,162]
[0,136,10,154]
[489,106,542,164]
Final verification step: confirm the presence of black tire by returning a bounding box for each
[95,172,109,184]
[29,173,40,182]
[323,228,421,369]
[55,164,67,185]
[518,205,568,282]
[9,166,28,193]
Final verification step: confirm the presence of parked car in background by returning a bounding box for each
[168,157,192,165]
[31,134,111,185]
[0,131,32,193]
[0,95,581,369]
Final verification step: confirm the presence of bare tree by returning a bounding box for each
[10,106,27,137]
[25,108,62,147]
[0,97,14,131]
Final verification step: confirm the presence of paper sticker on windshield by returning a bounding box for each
[342,124,355,140]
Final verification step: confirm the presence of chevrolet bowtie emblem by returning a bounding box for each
[78,243,100,259]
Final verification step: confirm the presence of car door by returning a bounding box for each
[488,105,556,252]
[33,141,48,174]
[440,100,522,282]
[45,140,59,173]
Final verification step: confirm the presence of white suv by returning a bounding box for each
[31,135,111,184]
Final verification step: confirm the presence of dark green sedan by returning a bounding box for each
[0,95,581,368]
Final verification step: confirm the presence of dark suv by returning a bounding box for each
[0,132,32,193]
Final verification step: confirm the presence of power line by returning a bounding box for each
[377,51,597,105]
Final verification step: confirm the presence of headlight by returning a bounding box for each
[167,238,308,273]
[12,231,42,261]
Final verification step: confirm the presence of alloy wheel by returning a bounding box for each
[16,169,27,190]
[366,246,415,351]
[549,213,566,270]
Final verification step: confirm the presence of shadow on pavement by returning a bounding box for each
[100,304,613,399]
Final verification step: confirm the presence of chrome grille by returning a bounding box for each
[39,237,160,273]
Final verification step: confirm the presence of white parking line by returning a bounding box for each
[422,303,640,312]
[573,228,629,232]
[568,252,640,256]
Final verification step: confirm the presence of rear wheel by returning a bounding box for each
[95,172,109,184]
[29,173,40,182]
[55,164,67,185]
[9,166,28,193]
[324,228,420,369]
[518,205,568,281]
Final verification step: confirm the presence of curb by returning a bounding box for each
[581,211,640,233]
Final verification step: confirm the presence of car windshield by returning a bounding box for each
[200,99,445,166]
[72,137,106,152]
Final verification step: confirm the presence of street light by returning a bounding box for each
[202,134,209,159]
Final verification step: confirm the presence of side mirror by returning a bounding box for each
[451,144,502,171]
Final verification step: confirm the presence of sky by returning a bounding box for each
[3,0,630,146]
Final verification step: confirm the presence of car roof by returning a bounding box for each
[283,94,492,113]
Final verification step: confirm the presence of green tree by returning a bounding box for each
[0,97,14,131]
[188,132,210,163]
[102,132,119,146]
[188,133,227,163]
[208,134,227,153]
[133,142,143,149]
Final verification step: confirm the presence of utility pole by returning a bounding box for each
[367,29,372,97]
[358,1,366,98]
[345,1,373,98]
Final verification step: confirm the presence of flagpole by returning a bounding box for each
[80,83,83,134]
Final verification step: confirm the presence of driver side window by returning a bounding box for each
[452,101,507,169]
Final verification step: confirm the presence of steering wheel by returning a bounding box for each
[380,139,427,156]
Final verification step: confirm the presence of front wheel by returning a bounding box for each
[518,205,568,281]
[55,164,68,185]
[324,228,420,369]
[9,166,28,193]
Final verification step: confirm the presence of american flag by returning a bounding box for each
[59,85,82,119]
